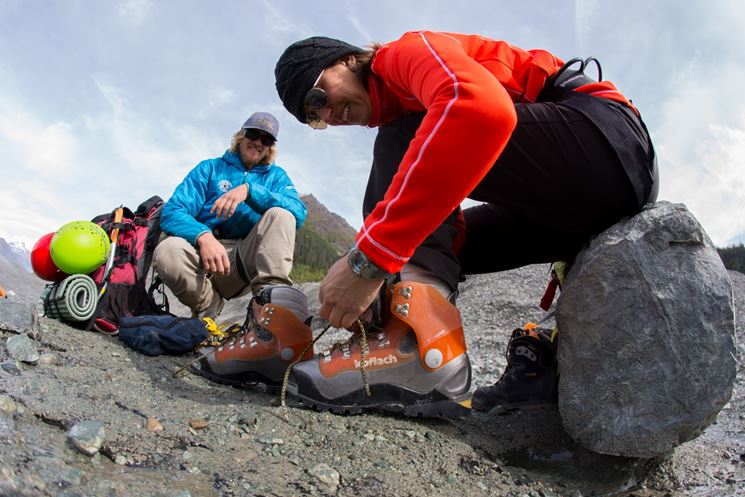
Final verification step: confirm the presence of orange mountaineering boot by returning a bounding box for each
[286,281,472,418]
[190,285,313,392]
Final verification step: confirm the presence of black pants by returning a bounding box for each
[363,92,657,291]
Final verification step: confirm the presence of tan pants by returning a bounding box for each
[153,207,296,314]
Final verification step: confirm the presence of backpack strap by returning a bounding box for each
[539,261,571,311]
[134,195,164,217]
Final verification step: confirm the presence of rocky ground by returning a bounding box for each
[0,264,743,497]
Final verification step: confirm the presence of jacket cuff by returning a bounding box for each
[354,232,410,275]
[193,229,212,247]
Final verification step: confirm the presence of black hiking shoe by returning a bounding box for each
[471,324,558,413]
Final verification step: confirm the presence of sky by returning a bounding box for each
[1,0,744,250]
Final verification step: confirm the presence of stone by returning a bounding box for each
[556,202,737,457]
[256,434,284,445]
[147,417,164,432]
[66,420,106,456]
[0,361,21,376]
[38,353,57,365]
[188,418,208,430]
[308,463,340,493]
[0,301,34,334]
[0,395,17,414]
[6,333,40,364]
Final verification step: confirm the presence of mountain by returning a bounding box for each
[0,238,32,273]
[0,237,44,303]
[291,194,357,282]
[299,194,356,256]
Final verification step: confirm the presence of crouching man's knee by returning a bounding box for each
[153,236,199,279]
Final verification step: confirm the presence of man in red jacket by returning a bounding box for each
[274,31,657,417]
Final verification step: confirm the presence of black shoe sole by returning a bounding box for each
[288,384,472,419]
[471,399,557,414]
[188,363,282,394]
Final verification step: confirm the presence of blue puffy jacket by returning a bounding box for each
[160,150,306,245]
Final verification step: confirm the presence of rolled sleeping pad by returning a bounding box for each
[41,274,99,322]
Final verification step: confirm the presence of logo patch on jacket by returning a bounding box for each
[218,180,232,193]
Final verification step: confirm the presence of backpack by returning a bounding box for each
[82,195,170,334]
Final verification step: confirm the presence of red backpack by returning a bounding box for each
[84,196,170,333]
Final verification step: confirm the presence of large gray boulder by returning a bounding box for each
[556,201,736,458]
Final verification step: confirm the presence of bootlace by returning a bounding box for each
[172,297,260,379]
[487,328,526,388]
[279,318,372,415]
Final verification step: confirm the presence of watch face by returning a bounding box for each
[348,247,387,280]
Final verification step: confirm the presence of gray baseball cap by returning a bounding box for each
[241,112,279,141]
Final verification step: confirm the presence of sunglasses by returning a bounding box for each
[304,71,329,130]
[243,128,276,146]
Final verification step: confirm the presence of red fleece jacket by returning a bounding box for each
[357,31,633,273]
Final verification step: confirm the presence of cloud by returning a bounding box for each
[194,89,237,120]
[346,11,372,43]
[260,0,313,41]
[117,0,153,28]
[90,76,225,193]
[659,114,745,246]
[0,94,78,175]
[653,50,745,246]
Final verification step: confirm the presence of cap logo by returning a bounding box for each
[257,117,275,132]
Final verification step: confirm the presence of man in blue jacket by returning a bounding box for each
[154,112,314,389]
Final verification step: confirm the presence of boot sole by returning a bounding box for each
[289,385,472,419]
[188,363,282,394]
[472,400,557,414]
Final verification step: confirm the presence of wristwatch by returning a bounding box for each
[347,246,393,281]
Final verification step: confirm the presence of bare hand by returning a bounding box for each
[319,255,385,329]
[211,184,249,219]
[197,233,230,276]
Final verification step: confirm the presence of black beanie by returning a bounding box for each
[275,36,364,124]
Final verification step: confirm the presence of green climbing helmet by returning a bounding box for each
[50,221,111,275]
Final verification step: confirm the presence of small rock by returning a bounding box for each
[256,434,284,445]
[188,419,208,430]
[67,421,105,456]
[239,411,258,425]
[55,468,82,486]
[182,450,193,461]
[6,334,40,364]
[0,301,35,333]
[307,463,340,492]
[0,361,21,375]
[186,466,200,474]
[0,395,17,414]
[173,491,191,497]
[147,417,164,432]
[37,353,57,365]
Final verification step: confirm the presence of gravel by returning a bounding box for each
[0,263,743,497]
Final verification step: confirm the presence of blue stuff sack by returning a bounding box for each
[117,314,208,356]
